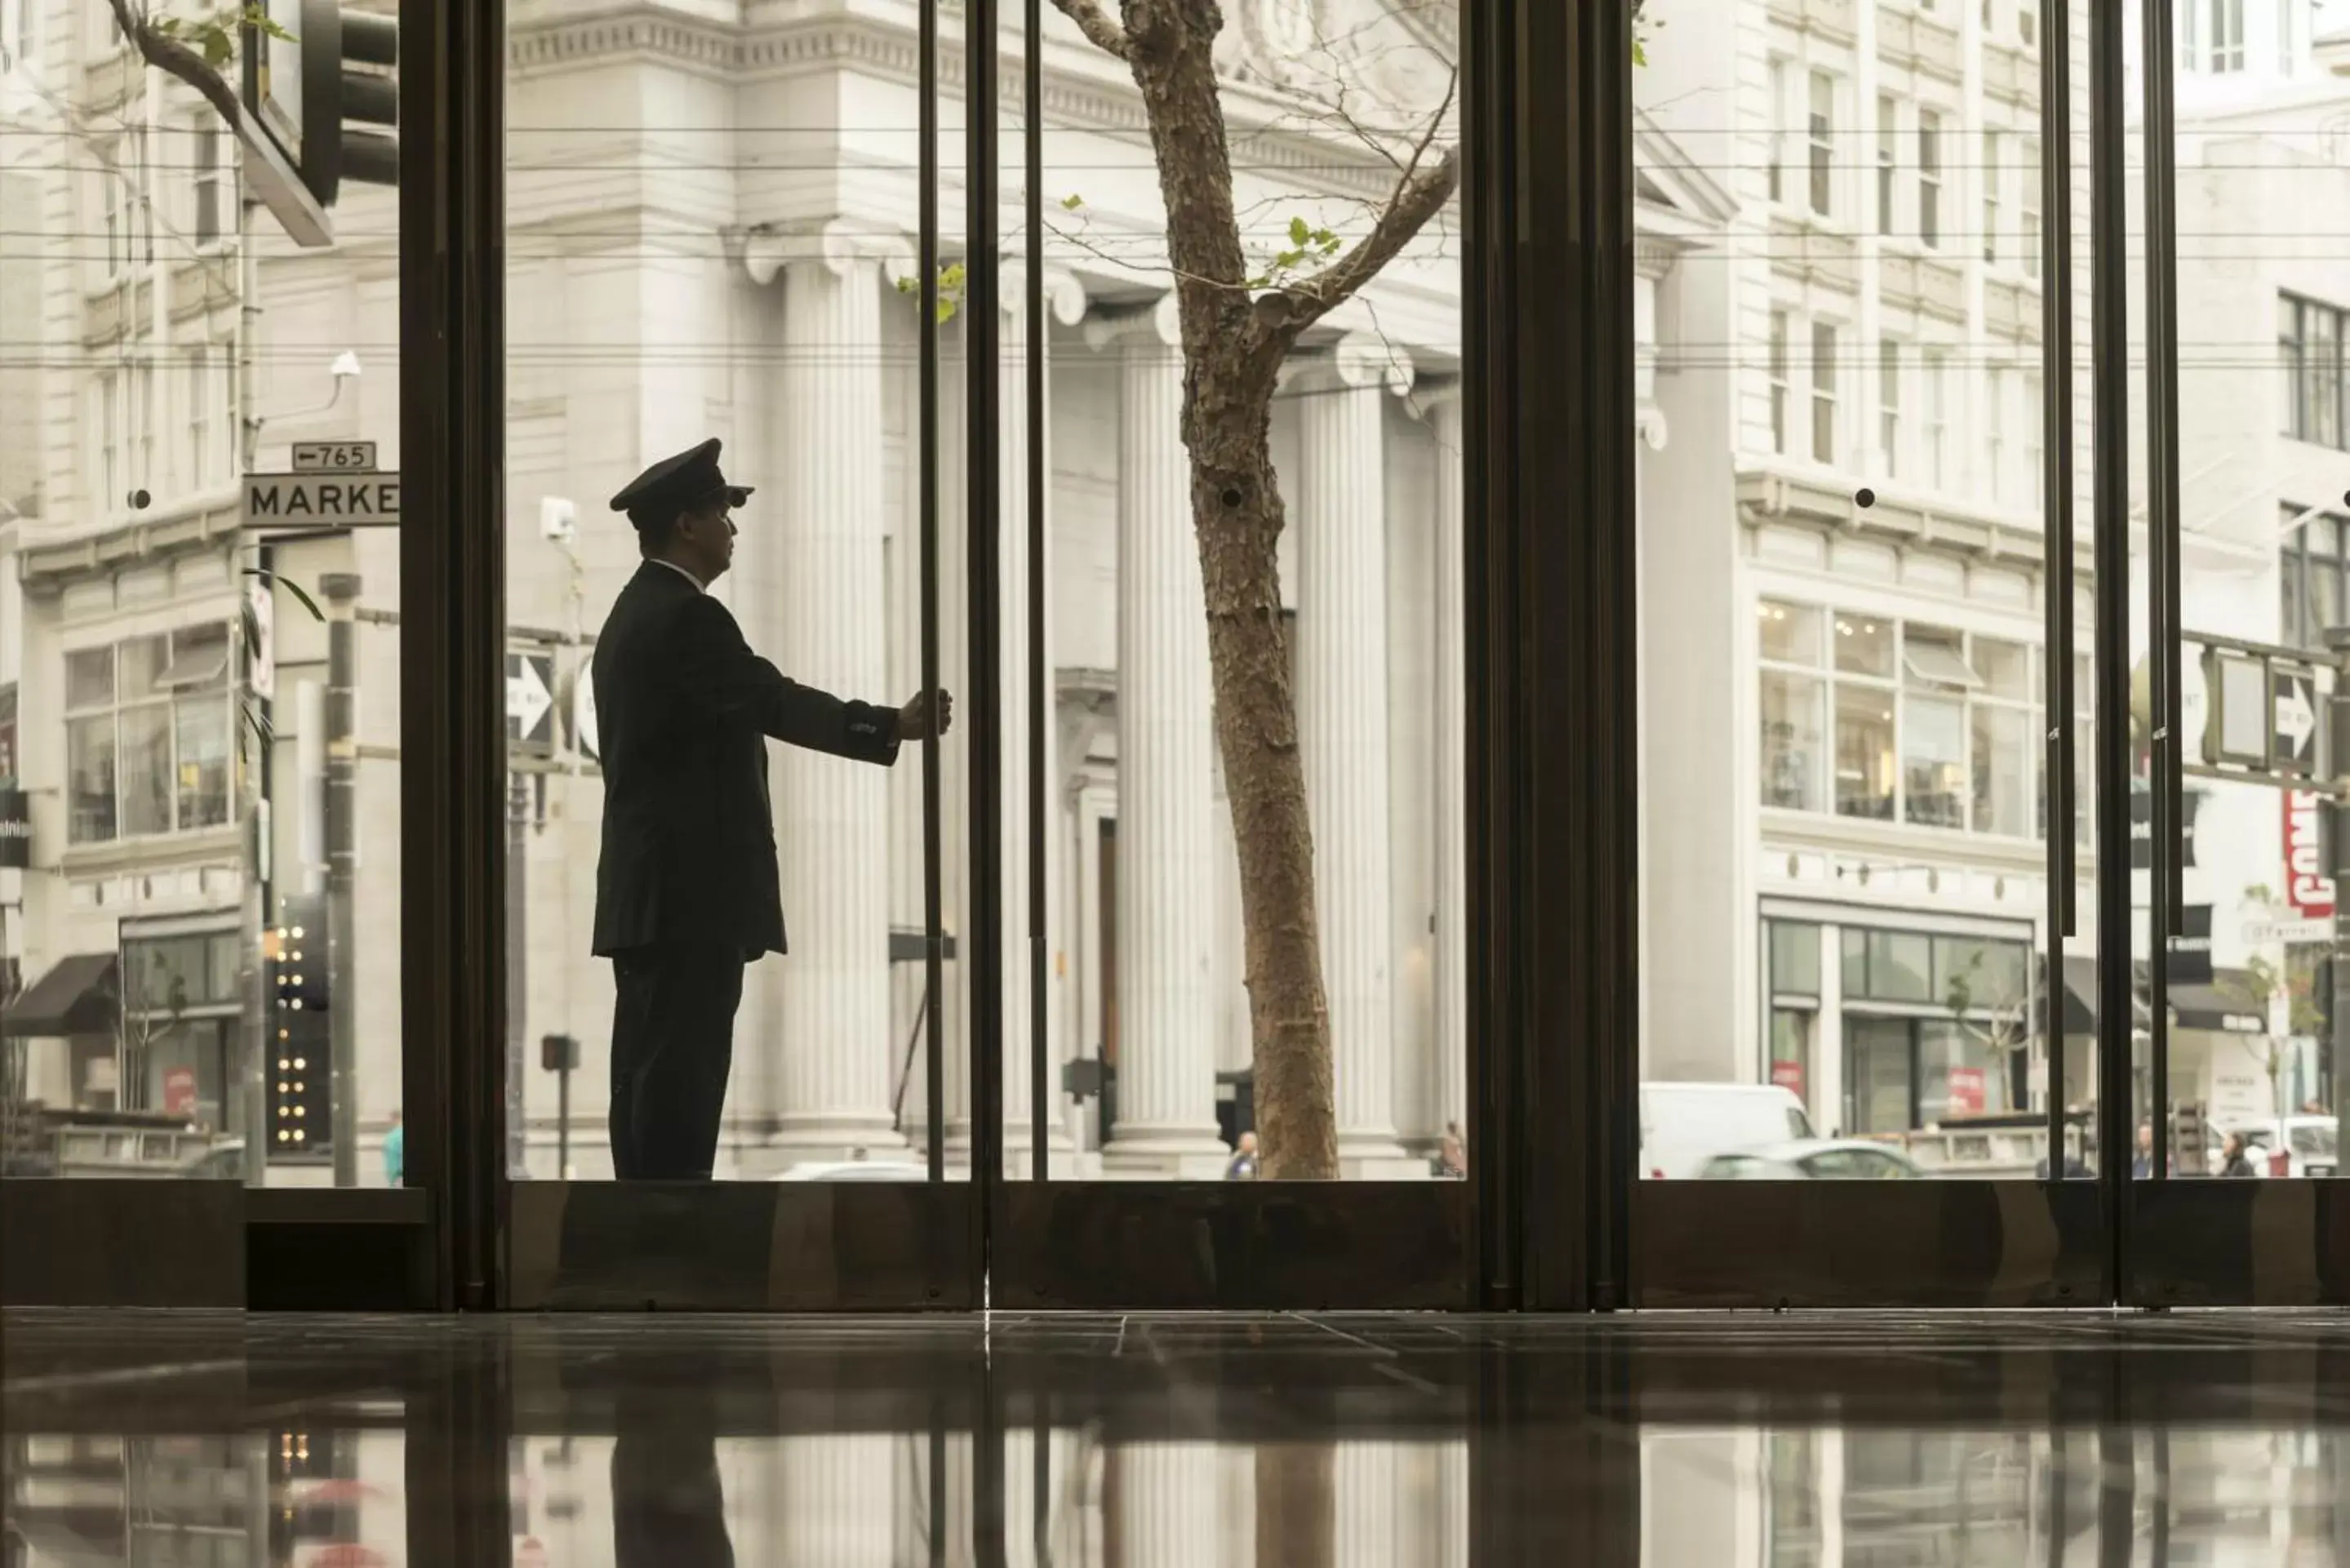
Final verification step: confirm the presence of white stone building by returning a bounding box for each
[1634,0,2350,1139]
[0,0,1724,1181]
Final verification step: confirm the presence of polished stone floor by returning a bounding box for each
[4,1310,2348,1565]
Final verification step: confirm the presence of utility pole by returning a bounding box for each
[322,575,362,1185]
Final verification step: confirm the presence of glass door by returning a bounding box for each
[2125,0,2350,1305]
[1627,0,2115,1305]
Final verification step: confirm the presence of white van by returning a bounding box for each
[1639,1082,1816,1179]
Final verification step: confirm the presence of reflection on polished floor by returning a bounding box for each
[5,1312,2348,1566]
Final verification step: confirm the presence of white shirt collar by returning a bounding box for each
[648,557,706,593]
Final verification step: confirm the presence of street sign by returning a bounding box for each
[245,575,276,703]
[2284,788,2335,917]
[2273,669,2321,775]
[246,473,402,528]
[507,652,556,749]
[292,441,378,473]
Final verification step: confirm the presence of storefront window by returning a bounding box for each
[1835,684,1897,819]
[1867,932,1934,1002]
[1769,922,1822,997]
[1763,604,2049,835]
[1761,673,1826,810]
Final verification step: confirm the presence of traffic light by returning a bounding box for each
[266,893,331,1156]
[319,4,398,200]
[246,0,398,210]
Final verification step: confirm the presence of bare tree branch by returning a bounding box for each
[1245,65,1455,344]
[1049,0,1135,60]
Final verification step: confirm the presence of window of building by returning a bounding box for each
[2282,294,2307,437]
[1769,58,1790,206]
[2019,136,2041,279]
[135,363,155,499]
[1766,921,1822,1106]
[192,121,224,247]
[1986,365,2009,504]
[1807,69,1837,218]
[1917,109,1944,248]
[2208,0,2246,71]
[1879,337,1903,477]
[1877,94,1899,236]
[100,140,131,280]
[2309,303,2343,450]
[62,624,234,846]
[2281,510,2349,650]
[1759,602,1828,811]
[1769,309,1792,454]
[2020,0,2040,47]
[187,348,211,488]
[1971,637,2033,837]
[94,369,119,515]
[1901,624,1971,828]
[1921,346,1950,488]
[2281,292,2348,451]
[1981,129,2001,265]
[2023,369,2044,506]
[1810,319,1839,463]
[0,0,34,69]
[1763,605,2046,835]
[1840,929,2030,1131]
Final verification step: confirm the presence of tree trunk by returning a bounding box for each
[1125,6,1339,1179]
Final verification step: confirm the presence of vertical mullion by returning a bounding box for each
[2141,0,2184,1181]
[1024,0,1048,1185]
[399,0,508,1308]
[920,0,945,1183]
[2038,0,2076,1176]
[2089,0,2135,1285]
[968,0,1005,1247]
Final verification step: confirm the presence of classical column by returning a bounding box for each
[997,260,1086,1177]
[1426,384,1467,1143]
[757,221,905,1160]
[1091,295,1231,1175]
[1295,334,1415,1173]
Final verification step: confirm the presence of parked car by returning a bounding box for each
[1698,1139,1929,1181]
[1639,1082,1816,1179]
[2223,1117,2337,1179]
[775,1158,928,1181]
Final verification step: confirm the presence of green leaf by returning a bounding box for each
[244,566,324,622]
[1059,193,1085,210]
[1288,215,1309,247]
[201,30,233,66]
[935,299,959,323]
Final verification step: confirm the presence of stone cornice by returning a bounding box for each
[507,9,1437,207]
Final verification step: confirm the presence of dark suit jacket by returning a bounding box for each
[592,561,900,957]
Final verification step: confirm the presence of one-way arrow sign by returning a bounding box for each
[507,651,555,750]
[2273,669,2318,774]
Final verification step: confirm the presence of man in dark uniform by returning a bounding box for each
[593,438,949,1179]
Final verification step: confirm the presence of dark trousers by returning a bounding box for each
[609,943,747,1179]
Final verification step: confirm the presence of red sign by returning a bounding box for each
[1945,1067,1987,1117]
[162,1067,198,1117]
[1770,1059,1806,1100]
[2284,790,2334,917]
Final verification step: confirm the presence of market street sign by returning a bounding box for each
[246,473,402,528]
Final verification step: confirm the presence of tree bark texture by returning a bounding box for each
[1058,0,1459,1179]
[1125,3,1337,1179]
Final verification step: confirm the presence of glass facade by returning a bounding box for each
[0,0,2343,1314]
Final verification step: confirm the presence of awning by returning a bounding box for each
[2057,957,2267,1036]
[1,952,118,1037]
[2059,956,2154,1035]
[2167,973,2268,1034]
